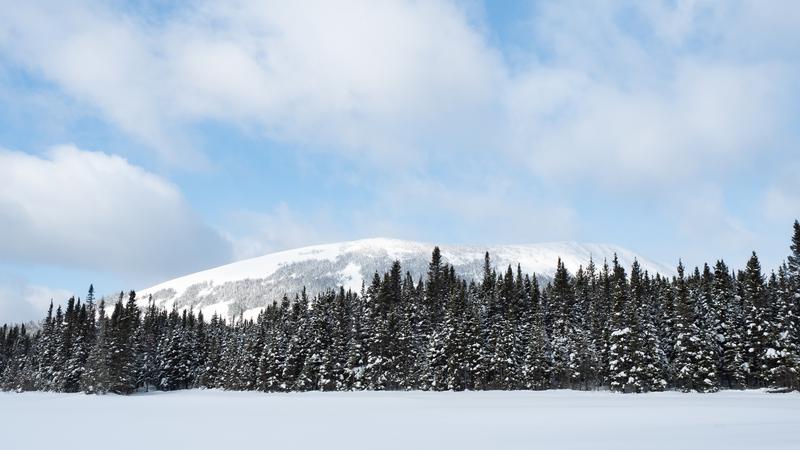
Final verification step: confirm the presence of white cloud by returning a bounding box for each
[0,0,504,166]
[1,1,795,184]
[507,61,791,189]
[0,0,798,272]
[505,0,799,189]
[0,146,232,280]
[0,275,72,324]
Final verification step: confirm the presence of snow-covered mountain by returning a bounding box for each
[138,238,674,321]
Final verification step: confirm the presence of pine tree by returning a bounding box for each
[394,274,418,390]
[135,297,161,391]
[157,309,194,390]
[343,292,368,390]
[788,220,800,278]
[713,261,747,389]
[0,325,7,377]
[788,221,800,371]
[572,264,600,389]
[593,260,614,386]
[607,259,635,392]
[548,260,579,389]
[672,263,719,392]
[32,302,59,391]
[282,293,310,390]
[629,262,667,392]
[62,298,90,392]
[768,267,799,390]
[81,300,112,394]
[439,282,470,391]
[742,252,772,387]
[523,304,551,390]
[381,261,403,389]
[106,291,139,394]
[0,325,31,391]
[363,272,389,389]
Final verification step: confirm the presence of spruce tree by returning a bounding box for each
[788,220,800,278]
[549,260,578,389]
[572,265,600,389]
[713,261,746,389]
[629,262,667,392]
[768,267,799,390]
[607,260,635,392]
[523,304,551,390]
[742,252,772,387]
[788,221,800,372]
[672,263,719,392]
[81,300,112,394]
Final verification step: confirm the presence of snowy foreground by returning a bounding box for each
[3,390,799,450]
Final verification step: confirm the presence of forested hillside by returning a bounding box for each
[2,221,799,394]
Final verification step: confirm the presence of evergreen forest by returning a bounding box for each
[2,221,799,395]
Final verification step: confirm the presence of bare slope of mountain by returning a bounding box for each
[138,238,674,320]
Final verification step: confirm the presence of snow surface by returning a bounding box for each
[137,238,674,320]
[2,390,799,450]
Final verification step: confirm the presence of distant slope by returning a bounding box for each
[138,238,674,320]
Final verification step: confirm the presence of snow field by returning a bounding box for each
[2,389,799,450]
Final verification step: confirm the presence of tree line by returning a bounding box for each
[1,221,799,394]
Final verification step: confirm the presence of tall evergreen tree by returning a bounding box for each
[523,299,551,390]
[742,252,773,387]
[788,220,800,278]
[549,260,579,389]
[81,299,112,394]
[607,259,635,392]
[672,263,719,392]
[712,261,746,389]
[768,266,799,390]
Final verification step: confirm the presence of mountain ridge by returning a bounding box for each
[138,238,674,321]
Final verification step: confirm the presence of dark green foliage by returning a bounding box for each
[788,220,800,277]
[672,263,719,392]
[712,261,747,389]
[741,252,772,387]
[2,220,800,394]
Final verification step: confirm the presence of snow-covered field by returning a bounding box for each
[3,390,799,450]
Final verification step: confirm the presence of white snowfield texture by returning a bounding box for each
[138,238,674,319]
[3,390,799,450]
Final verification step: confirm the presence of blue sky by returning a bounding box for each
[1,0,799,322]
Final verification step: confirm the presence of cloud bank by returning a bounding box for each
[1,1,795,183]
[0,146,232,279]
[0,0,798,321]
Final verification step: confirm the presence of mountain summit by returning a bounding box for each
[139,238,673,320]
